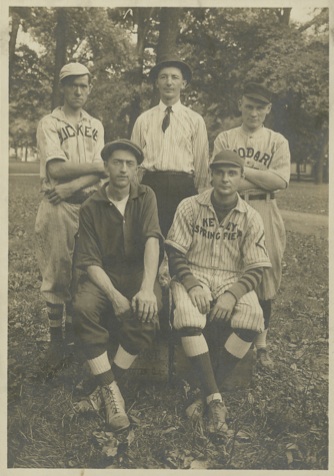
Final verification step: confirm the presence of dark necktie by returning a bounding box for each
[162,106,172,133]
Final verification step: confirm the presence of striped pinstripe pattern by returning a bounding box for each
[35,198,81,304]
[166,190,272,283]
[131,100,210,191]
[37,107,104,192]
[171,279,264,333]
[212,126,290,299]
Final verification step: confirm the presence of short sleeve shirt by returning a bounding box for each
[36,107,104,191]
[75,183,164,276]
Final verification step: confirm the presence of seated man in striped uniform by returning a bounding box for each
[165,149,272,435]
[131,55,210,238]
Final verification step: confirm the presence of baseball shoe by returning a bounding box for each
[101,381,130,432]
[257,348,274,370]
[87,385,103,411]
[207,399,228,435]
[185,398,205,421]
[40,339,67,373]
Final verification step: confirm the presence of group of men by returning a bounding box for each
[35,56,290,435]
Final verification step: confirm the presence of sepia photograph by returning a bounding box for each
[4,0,330,472]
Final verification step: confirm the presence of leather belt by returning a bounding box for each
[240,192,276,201]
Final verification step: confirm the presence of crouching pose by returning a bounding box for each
[165,149,271,435]
[73,140,163,432]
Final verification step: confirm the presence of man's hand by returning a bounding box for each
[46,183,75,205]
[112,293,132,320]
[131,289,158,323]
[188,285,212,315]
[209,292,237,322]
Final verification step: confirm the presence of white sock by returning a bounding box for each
[206,393,222,404]
[181,334,208,357]
[225,332,252,359]
[113,345,138,370]
[254,329,268,350]
[87,351,111,376]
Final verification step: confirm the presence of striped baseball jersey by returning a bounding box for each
[212,125,290,191]
[131,100,210,191]
[37,106,104,192]
[165,189,271,289]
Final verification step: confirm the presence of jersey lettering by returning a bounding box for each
[58,124,99,145]
[193,220,242,241]
[235,147,273,168]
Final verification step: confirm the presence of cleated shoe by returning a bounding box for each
[101,381,130,432]
[207,400,228,435]
[185,398,205,421]
[257,348,274,370]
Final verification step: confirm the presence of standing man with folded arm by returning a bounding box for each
[131,55,210,238]
[212,82,291,369]
[35,62,105,373]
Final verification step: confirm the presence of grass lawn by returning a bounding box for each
[9,160,40,175]
[276,181,328,216]
[7,175,328,469]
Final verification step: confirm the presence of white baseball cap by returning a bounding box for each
[59,62,91,81]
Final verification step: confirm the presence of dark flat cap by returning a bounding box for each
[210,150,244,169]
[149,55,192,83]
[101,139,144,164]
[242,82,272,104]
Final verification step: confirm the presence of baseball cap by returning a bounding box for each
[59,62,91,81]
[210,150,244,169]
[242,82,272,104]
[101,139,144,165]
[149,55,192,83]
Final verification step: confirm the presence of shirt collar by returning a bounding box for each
[158,100,182,113]
[91,182,145,203]
[51,106,90,124]
[196,189,247,213]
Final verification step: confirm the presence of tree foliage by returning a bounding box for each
[8,6,329,182]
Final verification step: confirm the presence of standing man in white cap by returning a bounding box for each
[131,55,210,238]
[35,62,105,374]
[212,82,290,369]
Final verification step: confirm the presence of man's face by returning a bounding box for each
[211,165,242,198]
[156,67,187,104]
[104,149,138,189]
[60,74,92,110]
[238,96,272,132]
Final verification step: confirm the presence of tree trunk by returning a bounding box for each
[25,146,28,162]
[9,12,21,94]
[315,126,329,185]
[296,162,300,182]
[151,8,181,106]
[51,8,68,110]
[279,8,291,26]
[128,7,156,136]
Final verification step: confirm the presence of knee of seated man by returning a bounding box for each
[234,328,258,343]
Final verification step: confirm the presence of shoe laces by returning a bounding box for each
[103,384,123,414]
[89,387,102,410]
[209,400,226,425]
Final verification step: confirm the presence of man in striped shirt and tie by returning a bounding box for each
[131,55,210,237]
[165,149,271,435]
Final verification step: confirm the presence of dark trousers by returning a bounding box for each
[73,269,162,359]
[142,172,197,237]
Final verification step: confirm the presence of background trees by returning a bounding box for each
[8,6,329,183]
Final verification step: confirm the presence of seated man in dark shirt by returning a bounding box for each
[73,139,163,432]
